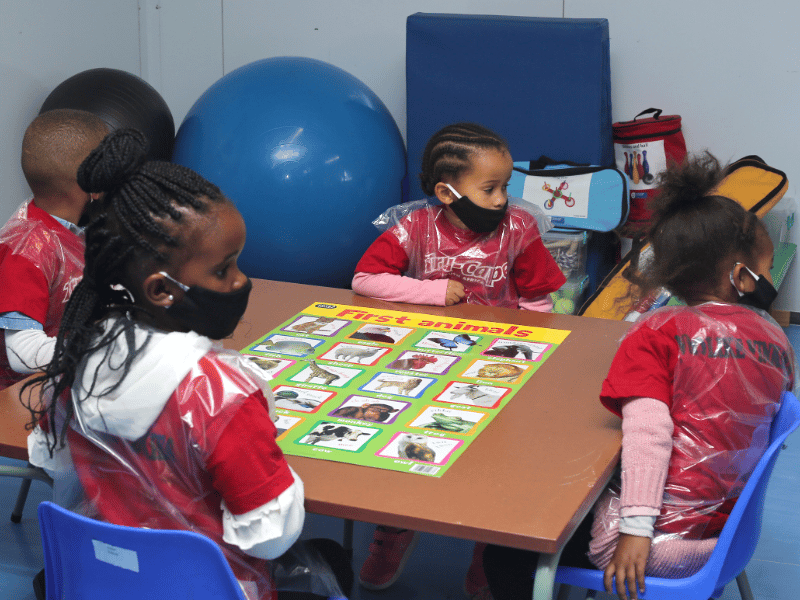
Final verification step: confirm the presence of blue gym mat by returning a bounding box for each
[405,13,616,296]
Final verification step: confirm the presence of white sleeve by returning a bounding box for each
[221,466,305,560]
[619,514,657,538]
[5,328,56,373]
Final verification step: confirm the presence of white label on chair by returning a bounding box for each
[92,540,140,572]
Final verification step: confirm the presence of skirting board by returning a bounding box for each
[771,310,796,327]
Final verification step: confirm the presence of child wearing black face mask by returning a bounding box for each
[24,129,352,600]
[353,122,565,311]
[353,123,565,598]
[482,152,797,600]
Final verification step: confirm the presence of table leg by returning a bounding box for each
[342,518,354,560]
[1,464,53,523]
[533,465,617,600]
[11,478,33,523]
[532,548,564,600]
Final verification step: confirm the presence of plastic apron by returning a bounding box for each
[42,320,344,600]
[590,303,796,576]
[0,200,84,387]
[372,198,552,308]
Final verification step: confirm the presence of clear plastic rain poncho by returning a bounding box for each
[30,318,345,600]
[589,303,797,577]
[371,197,554,308]
[0,201,84,333]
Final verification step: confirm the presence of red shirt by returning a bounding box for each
[69,352,294,599]
[0,201,84,388]
[356,204,565,308]
[601,304,794,538]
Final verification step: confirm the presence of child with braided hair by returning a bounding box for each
[0,109,108,389]
[354,124,564,599]
[353,122,565,311]
[25,129,352,600]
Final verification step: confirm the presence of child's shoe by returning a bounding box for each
[464,542,493,599]
[358,526,420,590]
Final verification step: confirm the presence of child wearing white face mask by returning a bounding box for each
[352,122,565,312]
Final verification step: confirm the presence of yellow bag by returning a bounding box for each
[579,156,788,320]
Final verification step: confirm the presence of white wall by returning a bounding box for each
[219,0,564,144]
[0,0,141,223]
[569,0,800,190]
[4,0,800,307]
[564,0,800,311]
[138,0,223,133]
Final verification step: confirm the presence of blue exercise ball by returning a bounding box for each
[172,57,406,289]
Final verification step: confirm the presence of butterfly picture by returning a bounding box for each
[428,334,477,349]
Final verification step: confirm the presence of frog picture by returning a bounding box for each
[419,412,474,433]
[409,406,485,435]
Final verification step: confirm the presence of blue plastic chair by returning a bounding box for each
[555,390,800,600]
[37,501,247,599]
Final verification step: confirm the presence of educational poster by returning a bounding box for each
[243,303,570,477]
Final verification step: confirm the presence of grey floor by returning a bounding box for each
[3,327,800,600]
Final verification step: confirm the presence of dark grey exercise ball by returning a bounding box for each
[40,68,174,161]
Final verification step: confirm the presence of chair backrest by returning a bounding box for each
[710,389,800,592]
[37,501,247,600]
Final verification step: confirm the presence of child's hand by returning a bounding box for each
[445,280,466,306]
[604,533,651,600]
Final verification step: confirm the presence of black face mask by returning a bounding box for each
[730,264,778,312]
[445,184,508,233]
[161,272,252,339]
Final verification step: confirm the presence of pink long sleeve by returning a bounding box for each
[589,399,716,576]
[619,397,673,517]
[518,294,553,312]
[353,272,555,311]
[352,272,449,306]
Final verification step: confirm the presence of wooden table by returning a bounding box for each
[1,279,631,600]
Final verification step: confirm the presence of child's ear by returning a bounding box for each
[142,272,176,307]
[434,182,457,205]
[730,262,756,294]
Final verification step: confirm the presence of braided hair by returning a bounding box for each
[418,123,509,196]
[24,128,226,453]
[631,151,768,303]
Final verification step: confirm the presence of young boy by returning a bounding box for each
[0,109,108,389]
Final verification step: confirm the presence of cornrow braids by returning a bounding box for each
[419,123,509,196]
[23,128,227,454]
